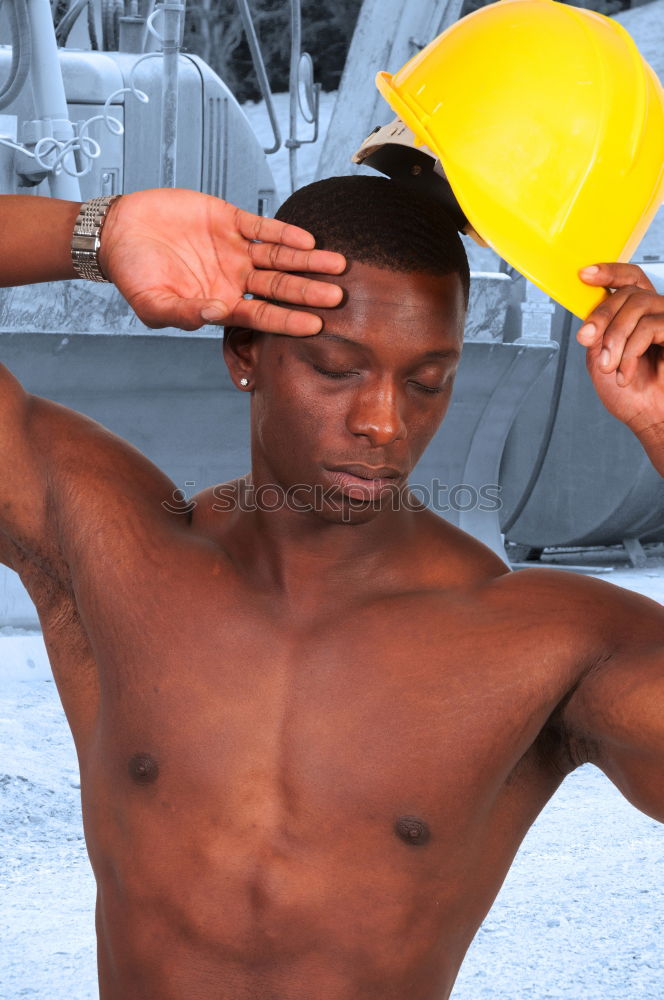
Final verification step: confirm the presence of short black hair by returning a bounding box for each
[276,175,470,306]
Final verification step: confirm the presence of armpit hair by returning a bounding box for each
[538,650,613,777]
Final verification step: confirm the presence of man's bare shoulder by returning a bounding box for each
[418,513,663,652]
[482,564,664,656]
[413,510,510,590]
[10,393,185,586]
[29,394,178,502]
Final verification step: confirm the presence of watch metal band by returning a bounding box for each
[71,195,121,282]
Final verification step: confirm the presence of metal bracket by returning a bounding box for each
[622,536,647,568]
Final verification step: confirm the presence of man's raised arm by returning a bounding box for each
[0,189,346,333]
[577,262,664,476]
[558,580,664,824]
[0,188,346,578]
[559,278,664,820]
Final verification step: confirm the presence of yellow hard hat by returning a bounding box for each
[375,0,664,319]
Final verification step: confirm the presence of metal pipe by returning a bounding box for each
[154,1,185,188]
[288,0,301,193]
[501,309,572,535]
[87,0,99,50]
[0,0,32,110]
[234,0,281,155]
[26,0,81,199]
[102,0,119,49]
[55,0,90,47]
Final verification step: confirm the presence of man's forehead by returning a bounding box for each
[310,260,462,295]
[303,262,463,317]
[313,330,461,361]
[272,262,465,352]
[308,264,464,344]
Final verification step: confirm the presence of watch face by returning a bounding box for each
[72,234,100,253]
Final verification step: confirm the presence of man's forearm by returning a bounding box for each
[0,196,81,287]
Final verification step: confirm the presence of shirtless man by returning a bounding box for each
[1,176,663,1000]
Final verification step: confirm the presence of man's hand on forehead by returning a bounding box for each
[97,190,347,334]
[253,268,350,337]
[236,236,347,336]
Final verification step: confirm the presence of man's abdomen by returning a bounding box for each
[86,780,468,1000]
[81,720,558,1000]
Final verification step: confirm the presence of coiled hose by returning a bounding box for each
[0,0,32,110]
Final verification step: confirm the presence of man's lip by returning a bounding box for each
[323,465,404,502]
[327,463,403,479]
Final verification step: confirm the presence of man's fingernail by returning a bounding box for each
[616,371,626,386]
[580,265,600,276]
[599,348,611,367]
[578,322,596,341]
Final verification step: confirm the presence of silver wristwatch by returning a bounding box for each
[71,195,121,282]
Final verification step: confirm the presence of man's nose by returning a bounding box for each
[345,378,407,446]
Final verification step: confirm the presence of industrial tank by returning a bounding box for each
[499,273,664,551]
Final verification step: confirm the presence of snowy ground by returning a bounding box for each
[1,556,663,1000]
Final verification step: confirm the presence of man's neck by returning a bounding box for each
[219,476,420,613]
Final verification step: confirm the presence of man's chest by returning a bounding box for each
[36,549,580,958]
[65,557,569,838]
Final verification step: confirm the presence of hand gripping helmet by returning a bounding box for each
[374,0,664,319]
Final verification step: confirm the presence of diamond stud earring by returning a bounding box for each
[240,377,249,387]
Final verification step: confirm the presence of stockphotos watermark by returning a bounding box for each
[162,480,502,522]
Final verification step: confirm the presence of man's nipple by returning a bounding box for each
[394,815,431,846]
[128,753,159,784]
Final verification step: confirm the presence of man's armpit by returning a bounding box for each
[537,680,606,779]
[561,642,664,820]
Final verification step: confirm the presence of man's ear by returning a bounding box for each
[222,326,264,390]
